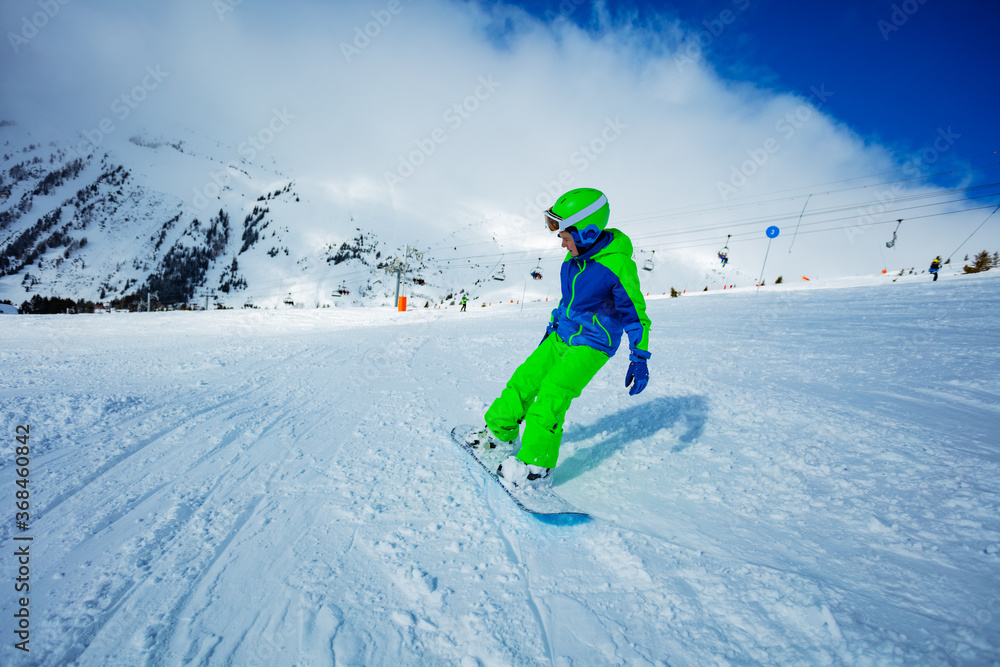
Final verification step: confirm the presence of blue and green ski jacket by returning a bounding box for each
[545,228,652,361]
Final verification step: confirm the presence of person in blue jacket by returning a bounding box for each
[930,256,941,281]
[465,188,652,487]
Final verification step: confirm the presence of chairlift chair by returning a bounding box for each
[283,294,294,306]
[886,219,903,248]
[643,250,655,272]
[530,258,543,280]
[493,265,506,281]
[718,235,731,266]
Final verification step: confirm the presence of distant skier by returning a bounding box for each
[930,256,941,281]
[718,251,728,267]
[460,295,468,312]
[463,188,652,487]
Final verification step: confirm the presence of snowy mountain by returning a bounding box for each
[1,270,998,664]
[1,119,841,315]
[0,120,558,311]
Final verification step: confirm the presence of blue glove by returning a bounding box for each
[625,361,648,396]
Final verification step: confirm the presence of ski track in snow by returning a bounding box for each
[1,274,999,666]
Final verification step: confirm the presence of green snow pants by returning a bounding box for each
[484,334,609,469]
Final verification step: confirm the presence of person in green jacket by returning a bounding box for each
[464,188,652,487]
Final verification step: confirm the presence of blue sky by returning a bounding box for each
[505,0,1000,163]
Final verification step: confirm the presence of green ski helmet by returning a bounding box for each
[543,188,610,248]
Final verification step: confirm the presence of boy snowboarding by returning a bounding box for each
[464,188,652,488]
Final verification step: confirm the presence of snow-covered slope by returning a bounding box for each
[1,271,997,665]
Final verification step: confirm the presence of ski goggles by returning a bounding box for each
[543,208,563,232]
[543,193,608,233]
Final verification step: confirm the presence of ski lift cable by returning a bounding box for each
[945,204,1000,262]
[633,209,957,255]
[428,155,1000,258]
[613,158,1000,225]
[629,190,1000,250]
[420,191,999,268]
[788,193,811,253]
[417,179,1000,263]
[406,164,1000,263]
[614,163,1000,230]
[622,184,1000,246]
[645,204,1000,254]
[617,179,1000,244]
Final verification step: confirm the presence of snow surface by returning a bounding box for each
[1,271,999,666]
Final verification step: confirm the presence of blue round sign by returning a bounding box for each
[766,226,780,238]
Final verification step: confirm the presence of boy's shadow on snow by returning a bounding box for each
[555,395,708,485]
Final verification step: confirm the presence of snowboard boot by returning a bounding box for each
[496,455,551,489]
[463,426,519,451]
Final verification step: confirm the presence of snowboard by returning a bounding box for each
[450,425,590,525]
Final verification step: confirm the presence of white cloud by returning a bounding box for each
[1,0,995,282]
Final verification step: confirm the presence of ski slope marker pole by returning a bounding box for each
[756,226,780,294]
